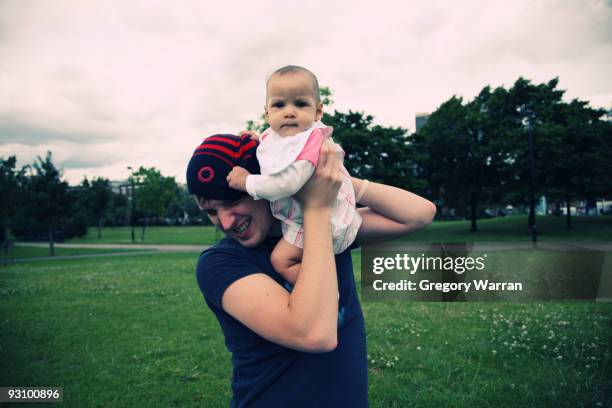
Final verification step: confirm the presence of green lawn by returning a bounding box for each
[66,225,220,245]
[62,216,612,246]
[1,253,610,407]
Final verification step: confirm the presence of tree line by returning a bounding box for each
[2,76,610,254]
[0,154,202,255]
[331,77,609,232]
[411,77,611,232]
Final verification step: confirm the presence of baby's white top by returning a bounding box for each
[256,121,328,175]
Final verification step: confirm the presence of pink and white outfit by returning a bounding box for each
[245,122,362,253]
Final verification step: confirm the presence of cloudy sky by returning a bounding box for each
[1,0,610,185]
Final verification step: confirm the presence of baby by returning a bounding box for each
[227,65,363,285]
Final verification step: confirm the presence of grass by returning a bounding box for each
[364,302,611,407]
[66,225,220,246]
[402,215,612,243]
[4,245,153,260]
[61,216,612,246]
[1,252,610,407]
[1,254,215,407]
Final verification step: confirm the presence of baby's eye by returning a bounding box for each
[295,100,309,107]
[272,102,284,108]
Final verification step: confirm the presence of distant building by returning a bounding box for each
[415,112,430,132]
[110,179,127,193]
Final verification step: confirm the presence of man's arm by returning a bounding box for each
[221,144,341,352]
[353,178,437,245]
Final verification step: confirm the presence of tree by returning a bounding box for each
[502,77,612,229]
[79,177,113,238]
[321,89,421,193]
[501,77,565,233]
[545,99,611,226]
[22,152,73,256]
[324,110,415,190]
[130,167,178,241]
[415,97,474,231]
[320,86,334,107]
[0,156,24,263]
[413,86,520,232]
[165,186,206,225]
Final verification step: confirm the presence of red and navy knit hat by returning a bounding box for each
[186,134,260,200]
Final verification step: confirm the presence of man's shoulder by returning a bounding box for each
[196,238,269,310]
[197,237,280,279]
[201,237,240,255]
[198,238,248,270]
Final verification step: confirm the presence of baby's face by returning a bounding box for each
[265,72,323,137]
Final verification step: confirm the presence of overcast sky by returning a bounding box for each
[1,0,610,185]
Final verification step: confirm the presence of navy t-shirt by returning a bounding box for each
[196,236,368,407]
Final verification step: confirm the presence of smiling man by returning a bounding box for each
[187,134,366,407]
[186,133,435,407]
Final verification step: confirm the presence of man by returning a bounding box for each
[187,134,435,407]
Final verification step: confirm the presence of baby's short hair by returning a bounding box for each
[266,65,320,104]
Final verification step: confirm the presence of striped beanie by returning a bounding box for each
[186,134,260,200]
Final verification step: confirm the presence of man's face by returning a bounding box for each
[265,72,323,137]
[197,196,274,247]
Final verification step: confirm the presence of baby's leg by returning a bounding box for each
[271,238,303,286]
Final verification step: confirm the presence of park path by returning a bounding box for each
[7,242,212,263]
[7,241,611,264]
[18,242,209,252]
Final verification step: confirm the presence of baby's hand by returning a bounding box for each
[239,130,260,141]
[227,166,250,191]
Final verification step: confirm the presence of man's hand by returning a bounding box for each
[227,166,250,191]
[296,142,341,211]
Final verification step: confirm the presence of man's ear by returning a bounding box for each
[194,195,205,210]
[315,102,323,121]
